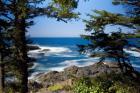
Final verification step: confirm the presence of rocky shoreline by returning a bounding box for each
[28,45,140,93]
[29,62,123,92]
[34,62,120,83]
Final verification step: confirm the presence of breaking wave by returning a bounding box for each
[28,45,140,79]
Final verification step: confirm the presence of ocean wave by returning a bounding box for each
[47,66,66,72]
[28,45,140,80]
[29,63,39,70]
[124,49,140,57]
[28,45,73,59]
[28,66,66,80]
[59,57,100,67]
[45,58,100,72]
[47,53,78,57]
[28,71,44,80]
[40,46,72,53]
[28,45,72,54]
[132,64,140,68]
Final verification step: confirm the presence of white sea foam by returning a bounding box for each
[59,57,99,67]
[124,49,140,57]
[28,45,140,80]
[29,63,39,70]
[132,64,140,68]
[28,66,66,80]
[49,53,78,57]
[28,71,43,80]
[48,66,66,72]
[40,46,72,53]
[47,58,99,72]
[29,58,100,78]
[28,45,73,59]
[28,45,72,55]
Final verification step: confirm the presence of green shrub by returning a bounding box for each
[63,85,72,91]
[48,84,63,91]
[72,73,140,93]
[73,77,98,93]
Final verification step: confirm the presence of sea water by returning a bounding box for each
[28,37,140,78]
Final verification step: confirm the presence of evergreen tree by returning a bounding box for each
[79,10,135,75]
[79,0,140,79]
[1,0,79,92]
[0,22,7,93]
[113,0,140,15]
[113,0,140,33]
[0,2,13,92]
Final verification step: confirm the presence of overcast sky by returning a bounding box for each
[28,0,125,37]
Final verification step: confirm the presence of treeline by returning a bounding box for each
[0,0,79,93]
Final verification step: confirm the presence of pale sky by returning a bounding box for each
[28,0,125,37]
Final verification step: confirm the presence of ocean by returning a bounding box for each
[28,37,140,78]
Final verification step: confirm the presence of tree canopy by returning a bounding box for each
[79,7,140,76]
[0,0,79,92]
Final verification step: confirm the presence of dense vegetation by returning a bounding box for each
[35,73,140,93]
[73,72,140,93]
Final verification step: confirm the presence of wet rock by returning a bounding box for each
[39,49,50,52]
[38,71,65,87]
[127,47,140,53]
[64,66,79,76]
[29,80,43,92]
[28,45,40,50]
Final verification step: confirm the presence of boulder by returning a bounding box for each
[64,66,79,76]
[127,47,140,53]
[28,45,40,50]
[39,49,50,52]
[38,71,65,87]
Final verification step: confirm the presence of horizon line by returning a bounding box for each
[29,36,81,38]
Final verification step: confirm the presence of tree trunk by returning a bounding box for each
[0,54,5,93]
[20,59,28,93]
[13,0,28,92]
[15,20,28,93]
[117,57,123,72]
[13,13,28,93]
[13,26,28,93]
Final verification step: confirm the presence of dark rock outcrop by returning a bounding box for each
[127,47,140,53]
[35,62,121,87]
[28,45,40,50]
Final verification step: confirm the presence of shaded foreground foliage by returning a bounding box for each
[73,72,140,93]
